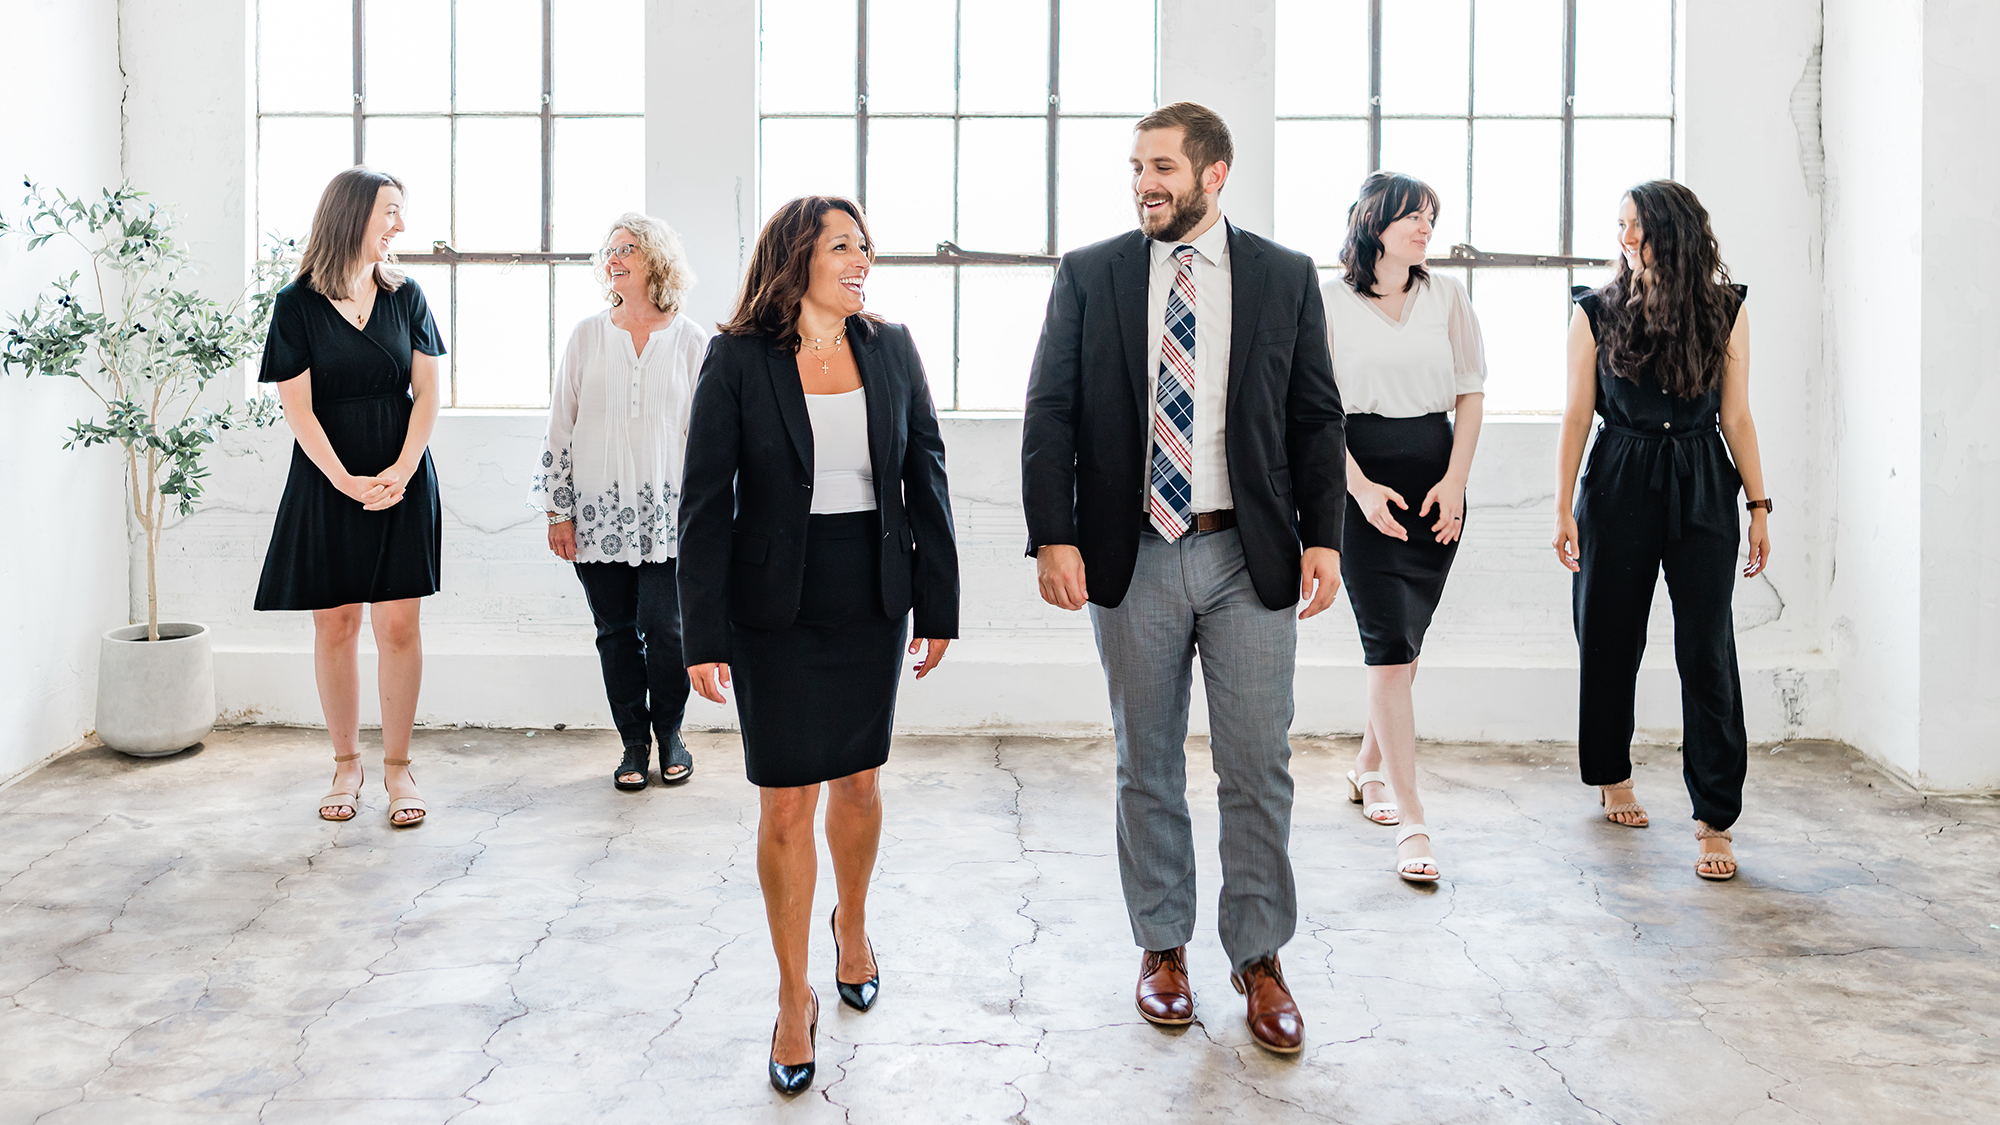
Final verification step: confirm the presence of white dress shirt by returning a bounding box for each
[1143,217,1234,513]
[527,308,708,563]
[1322,273,1486,417]
[803,387,877,513]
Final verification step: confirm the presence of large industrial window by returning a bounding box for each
[255,0,644,409]
[758,0,1158,412]
[1276,0,1678,413]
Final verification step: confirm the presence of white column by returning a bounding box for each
[1156,0,1276,237]
[646,0,758,333]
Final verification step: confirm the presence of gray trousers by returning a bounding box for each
[1089,526,1299,972]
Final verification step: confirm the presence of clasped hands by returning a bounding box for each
[340,465,412,512]
[1350,472,1467,545]
[1036,542,1342,620]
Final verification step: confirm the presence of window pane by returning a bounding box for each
[956,267,1052,411]
[760,118,857,222]
[1058,117,1143,253]
[364,0,449,113]
[1470,119,1559,254]
[399,263,453,390]
[455,117,543,248]
[1380,0,1469,117]
[456,0,542,112]
[1276,0,1369,116]
[364,117,451,252]
[1379,119,1468,252]
[1470,268,1568,413]
[866,0,953,114]
[960,3,1047,114]
[257,117,356,249]
[553,117,645,251]
[1059,0,1154,114]
[760,0,855,113]
[1575,0,1673,115]
[553,263,607,342]
[1275,119,1369,268]
[958,118,1047,252]
[1571,119,1672,261]
[454,265,552,407]
[552,0,645,113]
[259,2,352,113]
[1472,0,1562,116]
[866,119,955,253]
[863,265,955,407]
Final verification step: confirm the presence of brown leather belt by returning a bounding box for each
[1191,509,1237,533]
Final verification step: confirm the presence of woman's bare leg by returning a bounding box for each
[760,783,822,1066]
[1366,663,1434,875]
[370,599,425,823]
[313,605,365,814]
[824,768,882,982]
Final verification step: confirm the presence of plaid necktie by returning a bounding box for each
[1148,244,1197,540]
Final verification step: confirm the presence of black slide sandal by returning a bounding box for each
[661,736,694,787]
[613,745,649,791]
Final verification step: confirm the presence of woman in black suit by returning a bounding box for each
[678,195,959,1095]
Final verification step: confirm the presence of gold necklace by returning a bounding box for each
[801,328,847,377]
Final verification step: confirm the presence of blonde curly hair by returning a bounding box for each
[599,212,695,314]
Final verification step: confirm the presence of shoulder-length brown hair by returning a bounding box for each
[296,166,406,301]
[1593,180,1738,398]
[1339,171,1440,297]
[718,195,883,347]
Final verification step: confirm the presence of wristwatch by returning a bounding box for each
[1745,498,1774,513]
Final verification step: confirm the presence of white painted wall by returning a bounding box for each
[0,0,131,783]
[1158,0,1275,236]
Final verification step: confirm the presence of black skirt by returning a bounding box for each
[730,511,908,788]
[1340,412,1461,665]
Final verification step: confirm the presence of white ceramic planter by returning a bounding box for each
[97,622,216,757]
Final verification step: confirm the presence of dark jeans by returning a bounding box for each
[574,559,690,761]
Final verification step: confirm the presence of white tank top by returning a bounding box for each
[804,388,876,513]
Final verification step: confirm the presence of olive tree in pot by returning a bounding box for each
[2,181,288,757]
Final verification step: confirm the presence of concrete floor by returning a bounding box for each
[1,727,1995,1124]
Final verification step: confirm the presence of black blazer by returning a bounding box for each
[678,317,960,666]
[1020,223,1346,611]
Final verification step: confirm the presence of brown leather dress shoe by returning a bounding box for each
[1136,946,1194,1025]
[1230,955,1304,1053]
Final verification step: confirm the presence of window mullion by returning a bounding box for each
[352,0,365,163]
[1367,0,1382,171]
[1045,0,1059,257]
[856,0,870,208]
[1560,0,1577,257]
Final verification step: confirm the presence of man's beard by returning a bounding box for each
[1137,181,1210,242]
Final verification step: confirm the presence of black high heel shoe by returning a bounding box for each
[767,989,818,1096]
[830,905,880,1012]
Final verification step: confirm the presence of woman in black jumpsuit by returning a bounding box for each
[1553,181,1773,881]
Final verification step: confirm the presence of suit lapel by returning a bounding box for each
[1225,222,1268,420]
[765,342,813,473]
[1109,230,1151,417]
[850,318,893,510]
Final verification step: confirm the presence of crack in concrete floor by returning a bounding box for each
[1,728,1996,1124]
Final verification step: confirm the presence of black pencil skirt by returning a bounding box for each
[1340,412,1461,666]
[729,510,909,788]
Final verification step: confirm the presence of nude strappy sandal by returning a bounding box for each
[383,757,427,827]
[319,753,362,821]
[1347,769,1400,825]
[1395,824,1439,883]
[1599,783,1649,827]
[1695,823,1737,881]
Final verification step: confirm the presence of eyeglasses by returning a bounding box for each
[601,244,640,261]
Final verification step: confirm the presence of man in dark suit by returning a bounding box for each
[1020,102,1346,1054]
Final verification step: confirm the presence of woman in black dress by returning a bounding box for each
[679,196,958,1094]
[1554,180,1772,881]
[256,167,445,829]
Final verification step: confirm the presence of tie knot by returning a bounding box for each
[1174,245,1194,265]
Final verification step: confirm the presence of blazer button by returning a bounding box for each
[1663,422,1672,430]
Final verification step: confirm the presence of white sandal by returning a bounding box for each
[1346,770,1400,825]
[319,753,362,821]
[1394,824,1439,883]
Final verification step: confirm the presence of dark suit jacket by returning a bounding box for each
[678,317,960,666]
[1020,222,1346,611]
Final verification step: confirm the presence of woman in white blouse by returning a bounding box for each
[529,213,708,791]
[1322,172,1486,883]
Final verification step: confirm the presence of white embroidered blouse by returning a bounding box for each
[1322,273,1487,417]
[527,309,709,564]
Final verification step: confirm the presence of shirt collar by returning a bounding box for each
[1150,215,1230,267]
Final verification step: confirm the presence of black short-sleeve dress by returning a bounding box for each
[253,278,447,611]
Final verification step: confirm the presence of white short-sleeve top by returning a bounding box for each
[527,308,709,564]
[804,387,877,514]
[1322,273,1487,417]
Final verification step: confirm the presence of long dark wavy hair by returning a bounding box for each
[719,195,884,347]
[1594,180,1738,398]
[1339,171,1440,296]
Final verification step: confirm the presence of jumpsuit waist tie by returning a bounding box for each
[1600,421,1719,541]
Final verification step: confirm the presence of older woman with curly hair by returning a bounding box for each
[529,212,708,791]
